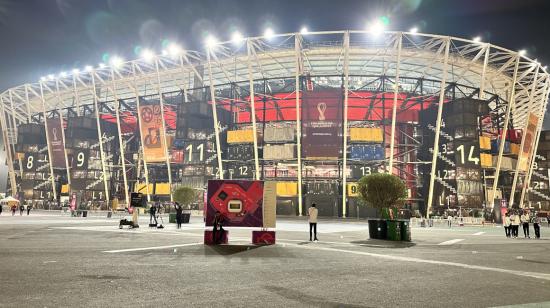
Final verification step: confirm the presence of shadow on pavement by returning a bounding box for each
[350,239,416,249]
[204,244,262,256]
[264,285,372,307]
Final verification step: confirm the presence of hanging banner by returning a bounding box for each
[139,102,166,162]
[46,118,67,169]
[302,89,343,159]
[518,113,538,171]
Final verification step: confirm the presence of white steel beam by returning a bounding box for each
[388,33,403,172]
[111,69,130,206]
[39,81,58,201]
[341,31,350,218]
[426,38,451,219]
[295,34,303,216]
[246,39,261,180]
[206,48,224,179]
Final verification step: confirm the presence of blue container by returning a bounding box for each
[373,145,385,160]
[491,139,511,154]
[350,145,365,159]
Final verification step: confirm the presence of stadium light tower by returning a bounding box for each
[264,28,275,39]
[167,43,182,57]
[71,68,80,75]
[231,31,244,44]
[205,35,218,49]
[47,74,55,80]
[59,71,67,78]
[409,27,418,34]
[367,20,385,36]
[519,49,527,56]
[300,27,309,34]
[84,65,93,72]
[473,36,481,43]
[110,56,124,68]
[141,49,155,62]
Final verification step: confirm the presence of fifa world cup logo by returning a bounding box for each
[52,127,58,141]
[317,102,327,121]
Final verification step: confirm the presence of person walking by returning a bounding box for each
[19,204,24,216]
[23,203,28,216]
[504,212,511,238]
[447,215,453,228]
[308,203,319,242]
[533,215,541,239]
[174,202,183,229]
[521,211,530,238]
[26,204,31,216]
[11,204,16,216]
[0,204,3,215]
[149,203,157,226]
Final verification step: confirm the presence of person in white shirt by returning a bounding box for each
[308,203,318,242]
[447,215,453,228]
[521,211,530,238]
[511,212,521,238]
[504,213,512,238]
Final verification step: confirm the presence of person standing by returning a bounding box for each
[11,204,16,216]
[521,211,530,238]
[212,211,225,244]
[308,203,319,242]
[447,215,453,228]
[149,203,157,225]
[0,204,3,215]
[19,204,24,216]
[533,215,541,239]
[24,203,30,216]
[174,202,183,229]
[504,213,511,238]
[510,212,520,238]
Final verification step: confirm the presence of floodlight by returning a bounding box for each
[264,28,274,39]
[84,65,93,72]
[231,31,244,44]
[519,49,527,56]
[473,36,481,43]
[205,35,218,49]
[300,27,309,35]
[409,27,418,34]
[367,20,384,36]
[141,49,155,62]
[110,56,124,68]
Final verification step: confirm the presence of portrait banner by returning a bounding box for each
[46,118,66,169]
[139,102,166,162]
[518,112,538,172]
[302,89,343,159]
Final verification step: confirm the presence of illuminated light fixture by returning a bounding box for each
[47,74,55,80]
[141,49,155,62]
[161,49,168,56]
[518,49,527,56]
[366,20,385,36]
[72,68,80,75]
[110,56,124,68]
[231,31,244,44]
[409,27,418,34]
[59,71,67,78]
[264,28,274,39]
[84,65,93,72]
[40,76,47,82]
[98,63,106,69]
[300,27,309,35]
[205,35,218,49]
[472,36,481,43]
[544,65,548,70]
[167,43,182,56]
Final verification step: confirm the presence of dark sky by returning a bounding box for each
[0,0,549,90]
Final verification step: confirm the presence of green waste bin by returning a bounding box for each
[169,213,176,223]
[387,220,401,241]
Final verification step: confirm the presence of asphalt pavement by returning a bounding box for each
[0,211,549,307]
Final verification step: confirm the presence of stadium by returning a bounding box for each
[0,30,548,218]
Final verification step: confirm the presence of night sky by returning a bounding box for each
[0,0,549,191]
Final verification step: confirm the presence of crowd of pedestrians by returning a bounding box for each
[503,210,542,239]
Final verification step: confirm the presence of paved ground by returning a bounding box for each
[1,212,550,307]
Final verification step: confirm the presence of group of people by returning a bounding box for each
[0,203,31,216]
[148,201,186,229]
[503,211,542,239]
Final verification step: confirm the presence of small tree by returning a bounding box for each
[358,173,407,219]
[173,186,196,209]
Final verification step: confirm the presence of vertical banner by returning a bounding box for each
[518,113,538,171]
[46,118,66,168]
[139,102,166,162]
[302,89,343,159]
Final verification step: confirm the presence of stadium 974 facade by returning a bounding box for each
[0,30,548,217]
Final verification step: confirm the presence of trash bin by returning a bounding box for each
[107,212,112,218]
[82,211,88,218]
[387,220,401,241]
[169,213,176,223]
[400,220,411,242]
[368,219,387,239]
[182,213,191,223]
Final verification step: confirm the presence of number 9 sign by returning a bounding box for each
[72,150,89,170]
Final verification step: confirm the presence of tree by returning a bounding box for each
[173,186,196,209]
[358,173,407,211]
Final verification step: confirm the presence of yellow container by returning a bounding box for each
[61,184,69,194]
[227,130,254,143]
[479,136,491,150]
[349,127,384,142]
[276,182,298,197]
[155,183,171,195]
[510,143,520,155]
[480,153,492,167]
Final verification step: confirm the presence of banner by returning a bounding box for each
[518,113,538,171]
[46,118,66,168]
[139,103,166,162]
[302,90,342,159]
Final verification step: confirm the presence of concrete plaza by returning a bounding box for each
[0,212,549,307]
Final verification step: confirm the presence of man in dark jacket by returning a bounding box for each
[212,211,225,244]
